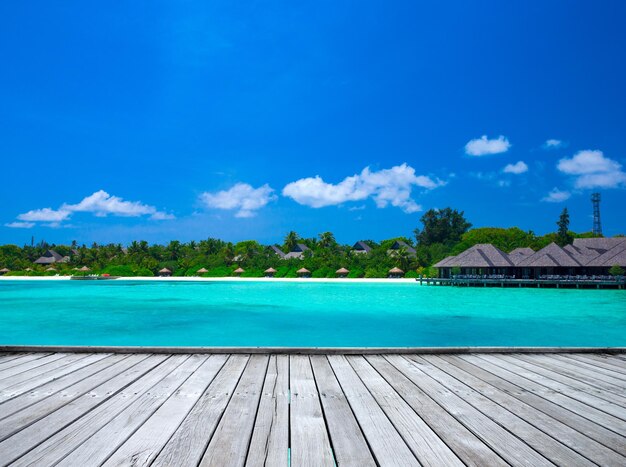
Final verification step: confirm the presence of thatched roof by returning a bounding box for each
[0,268,9,273]
[517,243,581,267]
[78,266,91,271]
[25,268,33,271]
[233,267,245,273]
[34,250,64,265]
[585,240,626,267]
[269,246,286,258]
[573,237,626,253]
[296,268,310,274]
[352,241,372,252]
[444,244,513,268]
[433,255,456,268]
[197,268,208,273]
[45,267,57,271]
[390,240,416,254]
[389,267,404,273]
[336,267,349,274]
[264,267,277,273]
[158,268,171,273]
[507,247,535,266]
[563,244,599,266]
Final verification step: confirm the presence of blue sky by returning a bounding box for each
[1,1,625,246]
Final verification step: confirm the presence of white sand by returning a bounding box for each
[0,276,418,284]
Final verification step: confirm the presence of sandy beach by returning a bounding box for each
[0,276,418,284]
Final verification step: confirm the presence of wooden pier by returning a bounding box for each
[419,277,626,289]
[1,350,625,466]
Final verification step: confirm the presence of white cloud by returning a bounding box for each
[503,161,528,175]
[4,221,35,229]
[497,180,511,188]
[282,163,445,213]
[18,207,71,222]
[557,150,626,189]
[200,183,276,218]
[12,190,174,226]
[465,135,511,156]
[542,188,571,203]
[544,139,563,149]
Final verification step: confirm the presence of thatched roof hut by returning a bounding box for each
[443,244,513,268]
[158,268,172,277]
[517,243,581,268]
[433,255,457,268]
[388,240,416,257]
[264,267,277,277]
[196,267,208,274]
[296,267,311,277]
[0,268,9,275]
[45,267,57,272]
[78,266,91,272]
[507,247,535,266]
[352,241,372,254]
[336,267,349,277]
[388,267,404,278]
[34,250,64,265]
[25,268,33,272]
[233,267,245,276]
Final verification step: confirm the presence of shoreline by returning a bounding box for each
[0,276,418,284]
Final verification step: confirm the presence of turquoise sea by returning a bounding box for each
[0,280,624,347]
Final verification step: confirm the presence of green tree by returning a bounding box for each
[556,208,573,246]
[283,231,299,252]
[609,265,624,276]
[414,208,472,246]
[318,231,337,249]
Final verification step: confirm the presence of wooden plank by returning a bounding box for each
[0,353,105,398]
[476,354,626,435]
[309,355,376,467]
[0,354,86,391]
[501,355,626,420]
[567,354,626,375]
[425,355,625,466]
[328,355,418,466]
[532,353,626,386]
[453,354,626,455]
[386,355,553,467]
[366,355,507,467]
[0,353,68,382]
[0,353,108,403]
[0,354,130,435]
[152,355,249,467]
[246,355,290,467]
[0,354,49,372]
[103,355,228,466]
[55,355,205,466]
[0,354,163,465]
[12,355,182,467]
[198,355,269,466]
[285,355,335,467]
[349,355,463,466]
[408,355,592,467]
[0,354,35,370]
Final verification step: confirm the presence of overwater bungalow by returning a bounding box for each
[336,267,349,278]
[388,267,405,278]
[388,240,416,258]
[233,267,245,276]
[34,249,68,265]
[296,267,311,278]
[0,268,9,275]
[351,241,372,254]
[264,267,277,278]
[434,238,626,280]
[158,268,172,277]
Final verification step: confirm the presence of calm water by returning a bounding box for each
[0,280,624,347]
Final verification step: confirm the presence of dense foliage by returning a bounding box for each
[0,208,608,278]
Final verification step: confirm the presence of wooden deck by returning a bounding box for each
[0,352,625,466]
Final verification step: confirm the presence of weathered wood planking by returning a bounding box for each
[0,352,623,467]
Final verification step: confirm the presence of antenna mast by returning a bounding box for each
[591,193,602,236]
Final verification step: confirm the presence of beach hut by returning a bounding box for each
[25,268,33,272]
[233,267,245,276]
[388,267,404,278]
[0,268,9,275]
[45,267,57,272]
[264,267,277,278]
[158,268,172,277]
[296,267,311,278]
[196,267,208,275]
[352,241,372,255]
[78,266,91,272]
[336,267,349,278]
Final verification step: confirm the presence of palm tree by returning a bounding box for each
[318,231,337,249]
[284,231,299,252]
[396,247,411,271]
